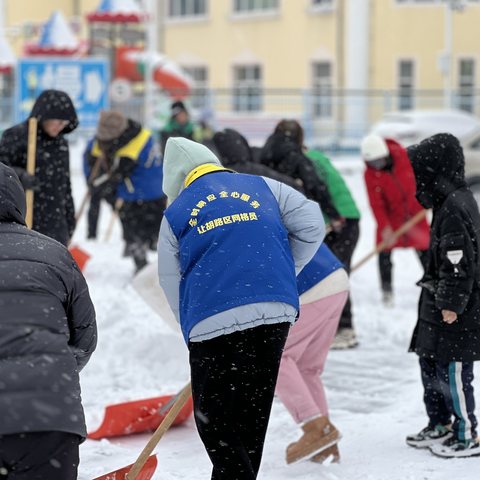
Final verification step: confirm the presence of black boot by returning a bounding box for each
[129,241,148,273]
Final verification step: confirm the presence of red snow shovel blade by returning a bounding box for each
[88,394,193,439]
[69,245,91,271]
[93,454,157,480]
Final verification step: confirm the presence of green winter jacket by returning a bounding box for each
[306,149,360,221]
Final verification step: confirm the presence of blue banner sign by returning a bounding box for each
[16,57,110,128]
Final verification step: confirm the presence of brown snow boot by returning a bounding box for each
[286,416,341,464]
[311,443,340,464]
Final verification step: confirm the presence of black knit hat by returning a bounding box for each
[171,100,188,117]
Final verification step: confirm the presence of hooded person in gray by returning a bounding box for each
[0,163,97,479]
[158,138,323,479]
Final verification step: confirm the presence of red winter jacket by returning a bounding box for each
[364,138,430,251]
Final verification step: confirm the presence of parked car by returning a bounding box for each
[370,109,480,201]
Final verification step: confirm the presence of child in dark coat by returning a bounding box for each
[406,133,480,458]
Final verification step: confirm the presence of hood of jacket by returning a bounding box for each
[385,138,406,161]
[162,137,223,201]
[260,130,301,165]
[30,89,79,135]
[0,162,26,225]
[407,133,466,209]
[212,128,253,167]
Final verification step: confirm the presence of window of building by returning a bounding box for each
[168,0,207,18]
[233,0,279,14]
[311,0,334,5]
[312,61,333,118]
[398,60,415,110]
[396,1,480,4]
[397,1,435,3]
[232,65,263,112]
[310,0,334,11]
[0,73,14,124]
[182,66,209,110]
[458,58,475,113]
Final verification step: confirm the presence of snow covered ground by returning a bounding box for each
[67,140,480,479]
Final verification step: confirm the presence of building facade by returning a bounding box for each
[1,0,480,144]
[161,0,480,144]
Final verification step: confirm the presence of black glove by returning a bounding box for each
[93,180,118,200]
[90,174,120,201]
[20,172,40,192]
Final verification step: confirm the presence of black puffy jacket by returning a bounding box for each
[0,89,78,246]
[212,128,304,191]
[0,162,97,438]
[260,131,340,219]
[408,133,480,362]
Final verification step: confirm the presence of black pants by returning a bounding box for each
[325,218,360,330]
[420,357,477,440]
[119,196,167,270]
[378,249,429,293]
[87,188,116,239]
[189,323,290,480]
[0,431,80,480]
[87,188,102,238]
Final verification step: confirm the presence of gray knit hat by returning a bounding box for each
[96,110,128,141]
[162,137,223,201]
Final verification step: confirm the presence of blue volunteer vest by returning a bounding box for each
[297,243,344,295]
[165,171,299,342]
[85,129,164,201]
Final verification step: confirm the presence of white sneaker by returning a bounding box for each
[430,437,480,458]
[406,424,452,448]
[331,328,358,350]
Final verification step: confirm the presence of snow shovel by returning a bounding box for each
[88,392,193,439]
[104,198,124,242]
[68,155,110,272]
[93,383,192,480]
[69,245,91,271]
[103,178,133,242]
[131,263,182,334]
[351,209,428,273]
[25,117,37,229]
[75,155,108,224]
[92,455,158,480]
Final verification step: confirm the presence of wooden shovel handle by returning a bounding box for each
[25,117,38,229]
[74,156,106,223]
[103,198,124,242]
[351,209,428,273]
[126,382,192,480]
